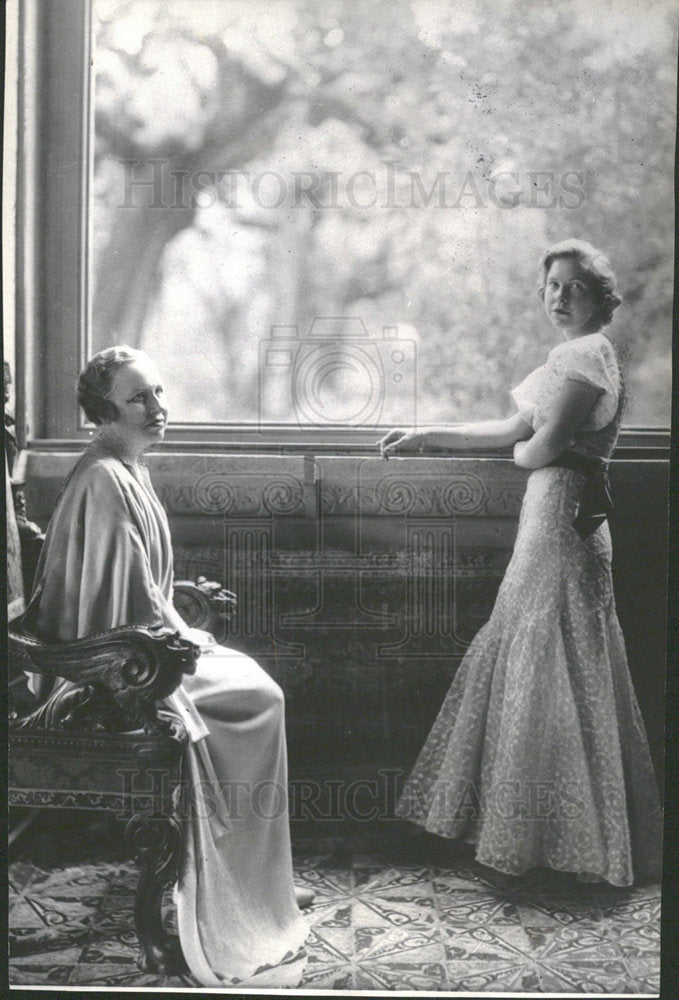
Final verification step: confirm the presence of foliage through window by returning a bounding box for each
[91,0,675,429]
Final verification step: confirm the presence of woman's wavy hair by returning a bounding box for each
[77,345,144,424]
[538,239,623,331]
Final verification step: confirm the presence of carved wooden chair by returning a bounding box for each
[9,534,233,974]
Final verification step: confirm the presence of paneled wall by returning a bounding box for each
[25,452,668,809]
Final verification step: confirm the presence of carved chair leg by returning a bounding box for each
[124,815,186,976]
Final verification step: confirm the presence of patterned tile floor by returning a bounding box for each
[9,814,661,993]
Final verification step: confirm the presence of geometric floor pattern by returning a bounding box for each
[296,855,660,994]
[9,815,660,993]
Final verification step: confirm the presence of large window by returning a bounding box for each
[16,0,676,443]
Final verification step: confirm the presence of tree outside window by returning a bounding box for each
[90,0,674,430]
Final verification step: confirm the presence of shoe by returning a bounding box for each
[295,886,315,909]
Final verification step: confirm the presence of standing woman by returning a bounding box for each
[379,239,662,886]
[22,347,310,986]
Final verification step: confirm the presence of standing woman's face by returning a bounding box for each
[543,258,599,337]
[106,357,168,443]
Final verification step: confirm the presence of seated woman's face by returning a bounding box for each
[544,258,599,336]
[107,357,168,442]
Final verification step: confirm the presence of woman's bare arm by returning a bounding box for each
[513,379,603,469]
[378,410,534,456]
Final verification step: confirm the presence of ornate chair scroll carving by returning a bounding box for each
[10,625,198,735]
[173,576,237,632]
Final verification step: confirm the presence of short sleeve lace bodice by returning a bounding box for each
[511,332,623,459]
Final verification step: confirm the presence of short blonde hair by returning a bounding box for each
[77,345,146,424]
[538,239,622,330]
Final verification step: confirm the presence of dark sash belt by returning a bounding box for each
[548,449,614,540]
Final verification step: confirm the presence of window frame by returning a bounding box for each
[14,0,671,459]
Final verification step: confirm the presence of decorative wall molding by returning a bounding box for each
[173,544,511,576]
[27,451,669,527]
[158,471,523,519]
[158,473,308,516]
[321,472,494,516]
[161,470,518,518]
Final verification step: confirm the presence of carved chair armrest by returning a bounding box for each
[173,578,237,633]
[9,625,199,735]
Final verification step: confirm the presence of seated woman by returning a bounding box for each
[21,346,311,987]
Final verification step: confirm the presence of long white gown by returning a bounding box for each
[396,332,663,886]
[22,438,309,986]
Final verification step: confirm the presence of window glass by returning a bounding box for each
[91,0,674,429]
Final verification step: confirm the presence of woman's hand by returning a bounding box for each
[379,412,533,457]
[513,440,529,466]
[377,429,426,459]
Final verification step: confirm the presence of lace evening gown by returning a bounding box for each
[396,332,663,886]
